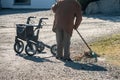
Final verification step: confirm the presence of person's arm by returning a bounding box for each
[74,2,82,29]
[51,3,58,13]
[51,0,62,13]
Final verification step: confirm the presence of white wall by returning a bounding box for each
[1,0,56,9]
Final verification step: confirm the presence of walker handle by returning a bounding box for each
[26,16,36,24]
[38,18,48,28]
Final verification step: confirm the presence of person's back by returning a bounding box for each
[52,0,82,36]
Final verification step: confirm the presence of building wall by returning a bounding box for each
[1,0,13,8]
[1,0,55,9]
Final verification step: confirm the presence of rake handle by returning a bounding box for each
[76,29,92,51]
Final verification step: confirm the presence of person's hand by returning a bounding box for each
[73,25,77,30]
[52,27,56,32]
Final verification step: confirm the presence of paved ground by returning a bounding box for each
[0,9,120,80]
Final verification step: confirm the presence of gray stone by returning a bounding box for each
[85,0,120,14]
[85,1,100,14]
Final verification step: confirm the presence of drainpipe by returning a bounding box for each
[0,0,2,9]
[119,0,120,12]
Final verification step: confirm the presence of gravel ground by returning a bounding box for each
[0,9,120,80]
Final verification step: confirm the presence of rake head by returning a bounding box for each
[84,51,99,62]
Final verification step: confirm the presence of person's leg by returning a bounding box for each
[56,29,63,58]
[63,31,71,60]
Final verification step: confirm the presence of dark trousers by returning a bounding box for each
[56,28,71,59]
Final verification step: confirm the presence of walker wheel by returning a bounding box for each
[14,40,24,54]
[51,44,57,56]
[25,42,37,56]
[37,42,45,53]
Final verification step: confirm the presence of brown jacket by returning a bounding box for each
[52,0,82,36]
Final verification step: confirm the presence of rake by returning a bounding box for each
[76,29,98,62]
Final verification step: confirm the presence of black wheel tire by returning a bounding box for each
[37,42,45,53]
[14,40,24,54]
[51,44,57,56]
[25,42,37,56]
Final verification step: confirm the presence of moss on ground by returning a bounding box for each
[90,34,120,66]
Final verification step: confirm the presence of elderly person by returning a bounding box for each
[52,0,82,61]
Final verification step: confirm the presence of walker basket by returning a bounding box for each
[16,24,34,41]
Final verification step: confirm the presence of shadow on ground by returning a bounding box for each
[64,61,107,71]
[16,53,107,71]
[0,9,120,22]
[84,14,120,22]
[16,53,54,63]
[0,9,49,15]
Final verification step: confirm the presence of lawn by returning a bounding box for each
[90,34,120,66]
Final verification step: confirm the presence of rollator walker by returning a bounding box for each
[14,16,57,56]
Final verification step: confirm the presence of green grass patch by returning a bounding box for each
[90,34,120,66]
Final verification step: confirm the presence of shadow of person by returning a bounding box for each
[84,14,120,22]
[0,9,49,15]
[64,61,107,71]
[16,53,54,63]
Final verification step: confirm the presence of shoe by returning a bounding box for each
[63,58,73,62]
[56,57,63,60]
